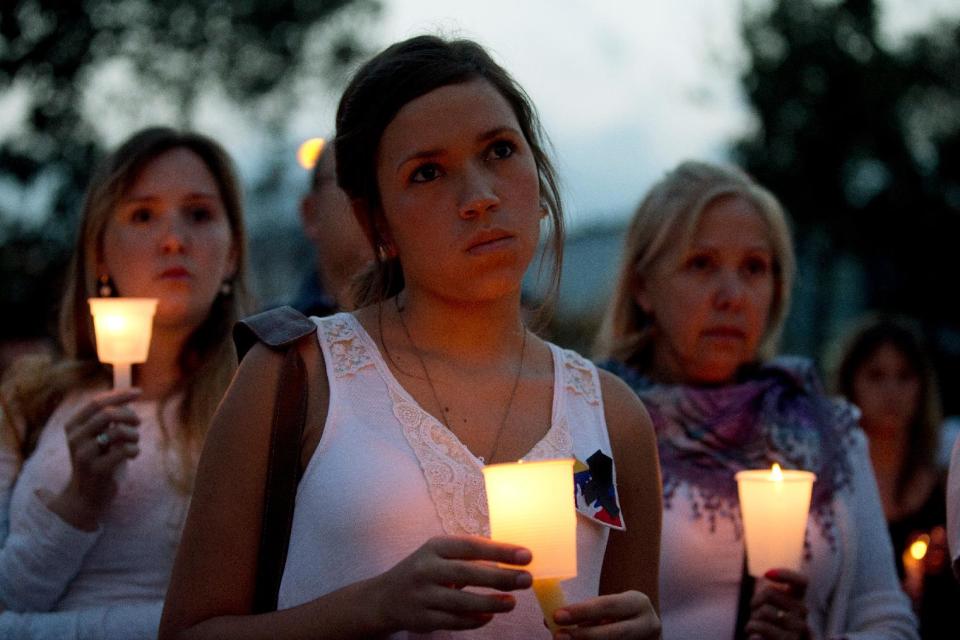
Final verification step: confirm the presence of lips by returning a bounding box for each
[702,326,746,339]
[159,266,191,279]
[466,228,515,254]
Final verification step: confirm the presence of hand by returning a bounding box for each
[42,388,142,530]
[367,535,533,634]
[745,568,810,640]
[550,591,660,639]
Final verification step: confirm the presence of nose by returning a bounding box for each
[160,212,188,254]
[713,269,746,311]
[457,164,499,220]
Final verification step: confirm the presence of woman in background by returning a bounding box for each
[831,314,958,638]
[596,160,917,639]
[0,126,251,639]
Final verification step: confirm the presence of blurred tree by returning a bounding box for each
[734,0,960,409]
[0,0,378,339]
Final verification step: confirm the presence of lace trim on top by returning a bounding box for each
[390,384,573,536]
[561,349,601,405]
[319,314,374,377]
[324,314,584,537]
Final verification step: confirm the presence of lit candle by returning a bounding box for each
[88,298,158,389]
[902,533,929,605]
[735,463,816,576]
[482,459,577,633]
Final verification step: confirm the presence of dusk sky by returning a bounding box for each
[277,0,960,229]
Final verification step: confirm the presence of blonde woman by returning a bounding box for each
[596,161,917,639]
[0,127,251,639]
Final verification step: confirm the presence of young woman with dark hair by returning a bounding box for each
[160,36,661,640]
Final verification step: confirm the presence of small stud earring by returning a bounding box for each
[219,280,233,296]
[98,274,115,297]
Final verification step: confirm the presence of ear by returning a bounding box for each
[95,247,108,280]
[632,275,653,316]
[352,198,396,257]
[299,193,322,242]
[223,237,239,282]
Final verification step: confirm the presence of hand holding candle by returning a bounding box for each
[735,463,816,577]
[482,458,577,633]
[88,298,158,389]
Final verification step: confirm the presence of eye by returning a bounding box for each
[896,368,918,384]
[743,256,771,276]
[187,205,213,222]
[685,253,713,272]
[129,207,153,223]
[410,163,443,183]
[487,139,516,160]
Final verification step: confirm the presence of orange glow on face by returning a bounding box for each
[297,137,325,170]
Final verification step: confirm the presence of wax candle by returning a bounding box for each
[482,458,577,633]
[735,463,816,577]
[88,298,158,389]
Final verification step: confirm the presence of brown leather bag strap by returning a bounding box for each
[233,306,317,361]
[233,306,315,613]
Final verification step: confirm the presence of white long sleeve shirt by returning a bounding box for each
[0,390,188,639]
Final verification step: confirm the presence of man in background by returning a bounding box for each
[293,139,372,316]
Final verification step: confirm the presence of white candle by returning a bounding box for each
[482,458,577,632]
[88,298,158,389]
[735,463,816,577]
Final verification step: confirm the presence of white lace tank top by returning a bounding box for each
[277,313,626,638]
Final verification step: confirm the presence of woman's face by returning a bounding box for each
[852,342,921,436]
[374,78,542,303]
[636,195,775,384]
[100,147,236,331]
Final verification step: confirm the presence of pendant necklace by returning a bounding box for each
[394,296,527,464]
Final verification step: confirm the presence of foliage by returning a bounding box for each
[734,0,960,393]
[735,0,960,410]
[0,0,378,338]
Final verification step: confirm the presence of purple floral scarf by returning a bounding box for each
[600,356,859,548]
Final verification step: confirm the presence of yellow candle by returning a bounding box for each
[88,298,158,389]
[482,459,577,632]
[735,463,816,577]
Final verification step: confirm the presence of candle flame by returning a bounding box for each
[909,536,930,561]
[771,463,783,481]
[297,137,325,170]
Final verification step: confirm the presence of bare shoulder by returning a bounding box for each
[595,368,662,606]
[597,368,655,447]
[188,341,286,514]
[224,332,328,471]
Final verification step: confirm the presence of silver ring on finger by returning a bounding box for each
[96,431,111,451]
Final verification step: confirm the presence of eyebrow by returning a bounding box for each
[121,192,219,204]
[395,126,523,172]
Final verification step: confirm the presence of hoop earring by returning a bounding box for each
[98,274,115,297]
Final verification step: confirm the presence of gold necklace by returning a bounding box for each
[394,296,527,464]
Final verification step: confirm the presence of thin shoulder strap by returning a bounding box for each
[232,306,315,613]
